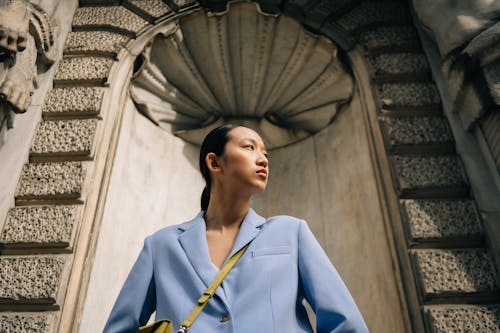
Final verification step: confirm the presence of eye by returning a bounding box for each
[245,144,255,150]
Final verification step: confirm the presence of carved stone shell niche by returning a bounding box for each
[130,2,354,149]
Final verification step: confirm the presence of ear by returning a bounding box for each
[205,152,222,173]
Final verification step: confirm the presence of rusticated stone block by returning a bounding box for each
[31,119,98,156]
[1,206,79,246]
[43,87,105,118]
[378,82,441,108]
[426,305,500,333]
[72,6,149,37]
[401,199,482,239]
[303,0,352,27]
[54,57,114,84]
[15,162,84,200]
[125,0,172,19]
[0,313,55,333]
[170,0,197,9]
[393,156,465,190]
[336,1,411,31]
[0,256,66,301]
[381,116,452,146]
[64,31,130,56]
[413,249,499,294]
[369,53,429,76]
[358,26,419,50]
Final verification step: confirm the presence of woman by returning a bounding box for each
[104,124,368,333]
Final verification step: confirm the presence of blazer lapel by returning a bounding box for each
[177,208,267,303]
[224,208,266,263]
[178,212,218,289]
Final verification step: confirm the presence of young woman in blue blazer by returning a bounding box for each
[104,124,369,333]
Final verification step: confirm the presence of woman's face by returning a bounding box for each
[216,126,269,195]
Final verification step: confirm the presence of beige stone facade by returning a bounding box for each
[0,1,499,332]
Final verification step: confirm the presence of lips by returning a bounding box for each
[256,169,268,177]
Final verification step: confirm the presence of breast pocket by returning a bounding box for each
[251,246,291,257]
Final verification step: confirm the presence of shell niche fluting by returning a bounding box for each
[130,2,354,149]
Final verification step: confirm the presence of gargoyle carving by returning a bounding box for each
[0,0,57,132]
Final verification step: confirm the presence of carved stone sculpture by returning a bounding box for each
[0,0,57,132]
[130,1,354,149]
[413,0,500,132]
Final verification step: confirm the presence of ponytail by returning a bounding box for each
[198,124,238,210]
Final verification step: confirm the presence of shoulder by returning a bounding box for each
[145,216,201,244]
[261,214,307,234]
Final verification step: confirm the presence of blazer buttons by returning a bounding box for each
[219,314,231,323]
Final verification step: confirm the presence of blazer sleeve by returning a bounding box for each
[103,236,156,333]
[297,220,369,333]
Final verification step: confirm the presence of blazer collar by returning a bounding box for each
[177,208,266,290]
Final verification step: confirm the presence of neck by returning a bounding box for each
[204,187,250,231]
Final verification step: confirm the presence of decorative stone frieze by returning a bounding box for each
[72,6,150,37]
[377,82,441,108]
[0,256,66,301]
[31,119,98,157]
[64,31,130,57]
[124,0,172,20]
[380,117,452,146]
[1,206,79,247]
[393,156,465,190]
[425,305,500,333]
[413,249,499,294]
[43,87,105,118]
[358,25,420,51]
[15,162,84,201]
[400,199,482,240]
[0,0,58,133]
[0,313,55,333]
[53,57,114,85]
[369,53,429,77]
[336,1,411,32]
[130,2,354,149]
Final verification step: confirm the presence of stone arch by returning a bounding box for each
[1,1,499,333]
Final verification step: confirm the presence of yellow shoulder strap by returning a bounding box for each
[178,244,250,332]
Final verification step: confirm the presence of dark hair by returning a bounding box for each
[199,124,239,210]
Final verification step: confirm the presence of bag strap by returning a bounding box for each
[177,244,250,333]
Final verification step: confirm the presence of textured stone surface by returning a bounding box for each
[381,116,452,146]
[369,53,429,76]
[393,156,465,190]
[125,0,172,18]
[426,305,500,333]
[72,6,149,36]
[1,206,79,246]
[358,25,419,50]
[378,82,441,108]
[0,313,55,333]
[336,1,411,31]
[401,199,482,239]
[54,57,114,83]
[64,31,130,56]
[31,119,98,156]
[43,87,105,117]
[170,0,197,9]
[413,249,499,294]
[15,162,84,199]
[0,256,65,300]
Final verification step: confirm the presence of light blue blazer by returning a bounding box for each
[103,208,368,333]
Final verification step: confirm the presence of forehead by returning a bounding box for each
[229,127,266,147]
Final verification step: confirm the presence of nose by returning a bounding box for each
[257,152,268,167]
